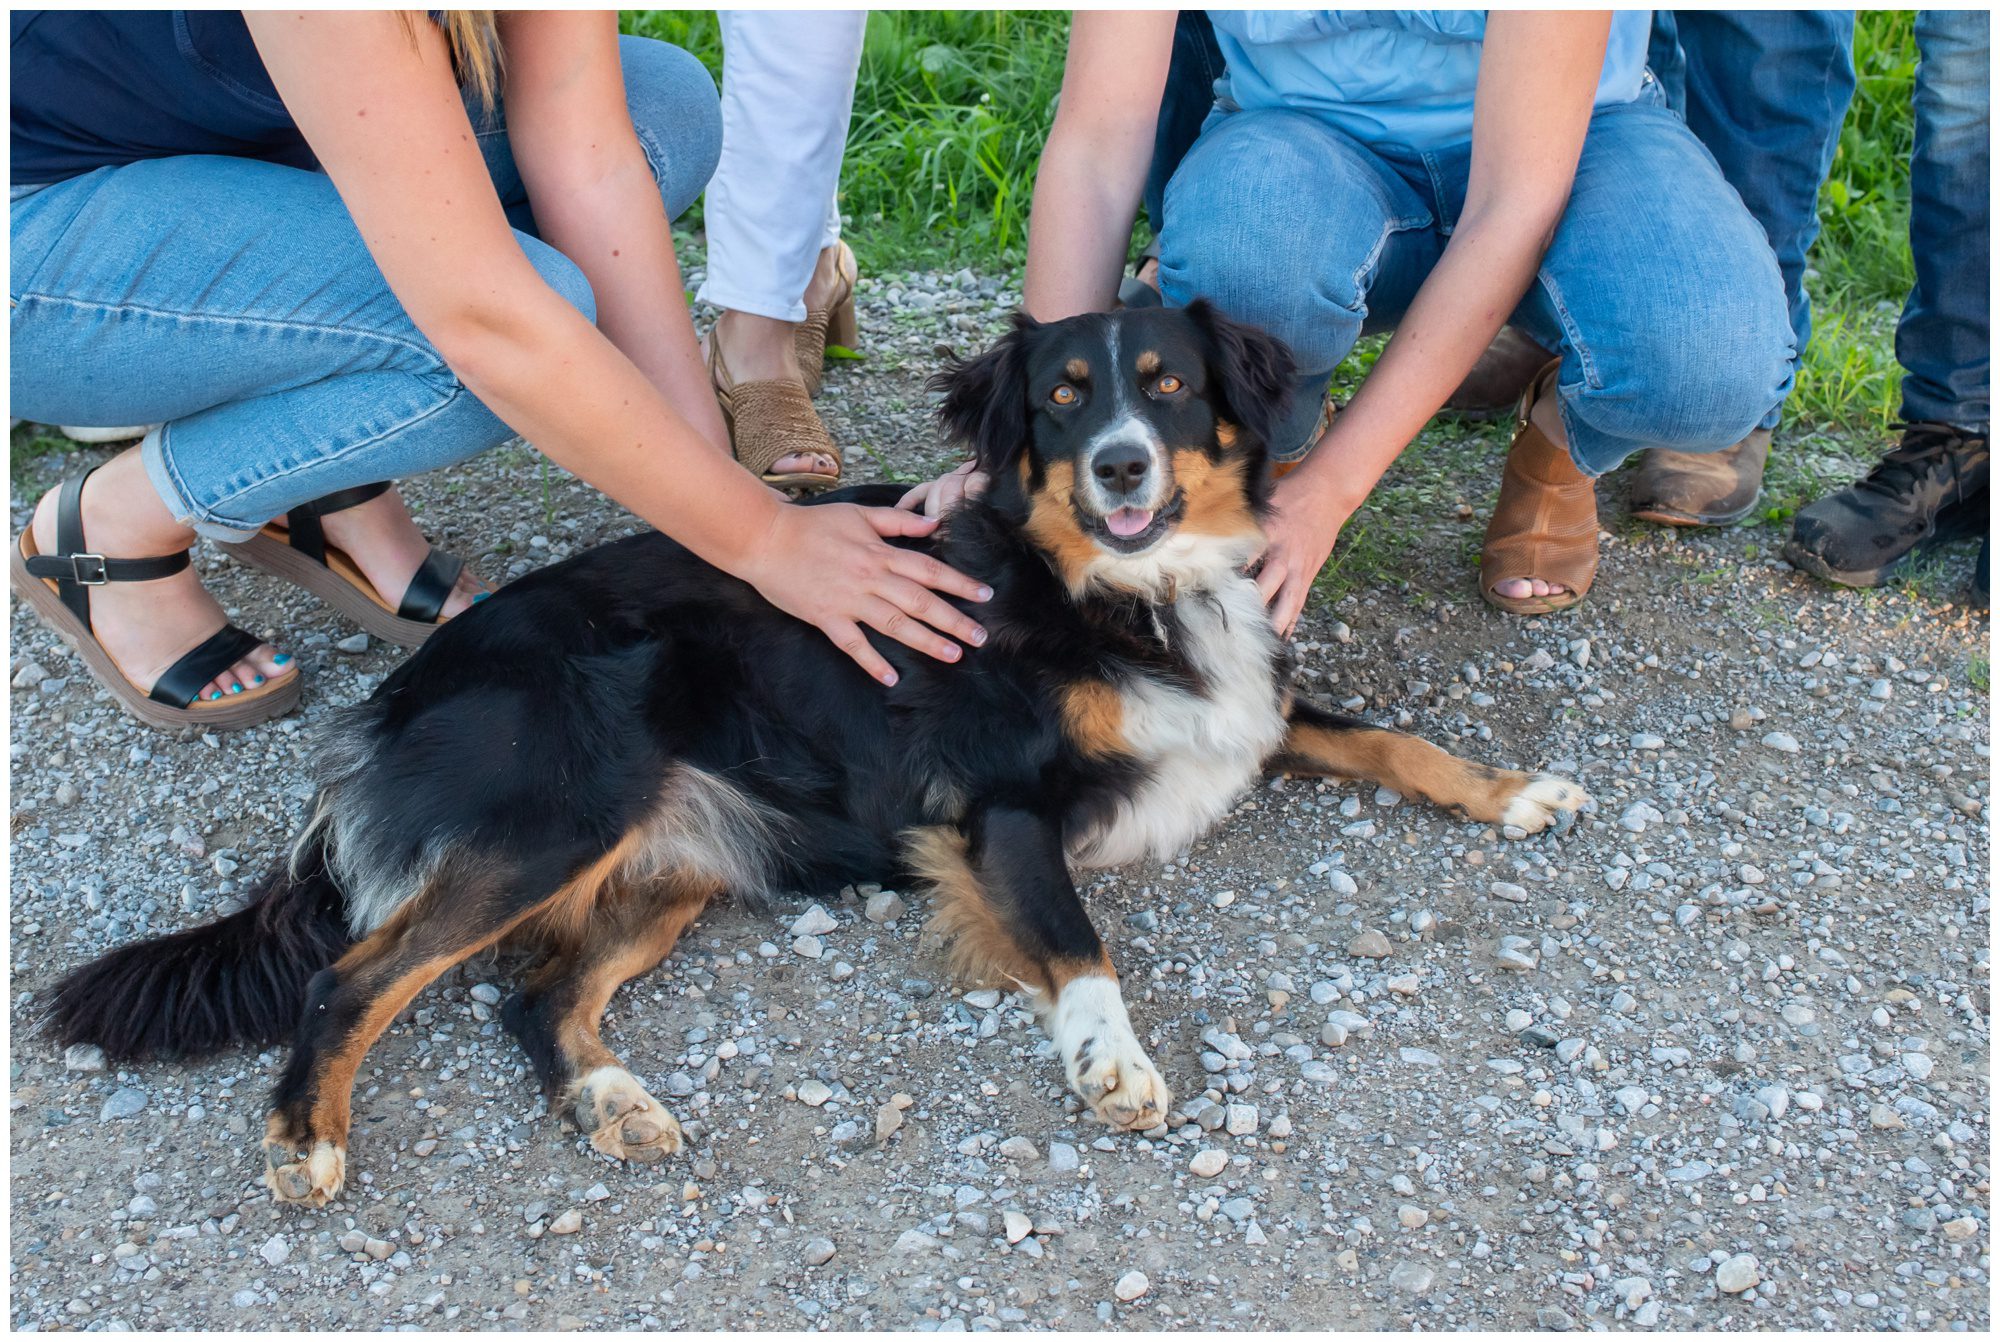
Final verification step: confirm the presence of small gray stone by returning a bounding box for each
[99,1087,148,1121]
[997,1136,1039,1163]
[63,1043,106,1073]
[335,633,371,655]
[863,891,905,924]
[802,1236,837,1266]
[257,1235,290,1267]
[1113,1270,1150,1302]
[1047,1142,1080,1173]
[1715,1253,1760,1294]
[790,903,838,937]
[1348,929,1392,959]
[1389,1261,1435,1294]
[796,1079,832,1107]
[1761,731,1801,754]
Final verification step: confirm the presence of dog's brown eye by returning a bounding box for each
[1156,375,1183,394]
[1050,385,1077,405]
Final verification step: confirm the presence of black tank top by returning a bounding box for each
[12,10,315,185]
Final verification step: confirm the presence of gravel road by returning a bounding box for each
[9,268,1991,1331]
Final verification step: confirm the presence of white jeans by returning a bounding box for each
[696,10,866,323]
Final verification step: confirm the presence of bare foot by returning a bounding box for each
[30,451,293,704]
[312,486,488,618]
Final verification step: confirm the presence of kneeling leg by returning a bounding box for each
[503,879,712,1164]
[909,806,1170,1131]
[1272,698,1589,832]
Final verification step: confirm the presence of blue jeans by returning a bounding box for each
[1650,11,1856,418]
[9,36,720,539]
[1156,86,1796,473]
[1900,10,1989,428]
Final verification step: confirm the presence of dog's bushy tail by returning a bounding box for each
[43,837,353,1062]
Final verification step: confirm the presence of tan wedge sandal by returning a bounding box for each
[1479,360,1601,615]
[708,332,843,493]
[11,468,301,731]
[795,240,859,397]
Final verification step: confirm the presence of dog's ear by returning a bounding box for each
[929,313,1039,475]
[1183,299,1297,452]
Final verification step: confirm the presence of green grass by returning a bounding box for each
[623,10,1066,265]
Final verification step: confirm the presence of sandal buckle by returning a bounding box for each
[68,554,109,585]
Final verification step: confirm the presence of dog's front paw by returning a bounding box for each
[1047,973,1171,1131]
[1500,773,1589,835]
[573,1066,683,1164]
[1068,1034,1172,1131]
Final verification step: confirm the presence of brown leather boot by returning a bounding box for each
[1445,326,1555,420]
[1628,430,1773,526]
[1480,360,1599,615]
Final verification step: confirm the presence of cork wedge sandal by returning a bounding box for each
[708,334,842,494]
[218,483,467,649]
[10,469,300,731]
[795,240,859,398]
[1479,361,1600,616]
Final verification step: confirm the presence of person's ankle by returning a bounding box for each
[713,309,805,385]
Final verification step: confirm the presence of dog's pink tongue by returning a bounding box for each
[1105,507,1155,538]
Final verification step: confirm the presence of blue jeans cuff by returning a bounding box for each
[141,426,259,543]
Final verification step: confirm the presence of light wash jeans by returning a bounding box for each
[9,36,721,540]
[1156,82,1797,473]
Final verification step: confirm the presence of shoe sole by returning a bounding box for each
[1630,496,1760,528]
[220,531,443,649]
[11,532,300,731]
[1783,505,1987,589]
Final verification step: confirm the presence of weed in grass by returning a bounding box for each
[1968,651,1989,693]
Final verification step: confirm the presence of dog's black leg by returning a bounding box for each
[907,804,1171,1131]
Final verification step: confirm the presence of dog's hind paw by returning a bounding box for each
[573,1066,683,1164]
[263,1123,347,1208]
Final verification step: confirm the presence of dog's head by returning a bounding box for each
[931,301,1296,598]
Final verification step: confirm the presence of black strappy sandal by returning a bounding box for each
[218,482,468,648]
[10,469,301,731]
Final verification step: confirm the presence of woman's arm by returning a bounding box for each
[494,11,727,456]
[246,12,986,684]
[1255,12,1612,635]
[1021,11,1176,319]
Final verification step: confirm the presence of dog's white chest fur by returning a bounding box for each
[1073,573,1286,868]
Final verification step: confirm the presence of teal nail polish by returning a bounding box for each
[272,653,292,666]
[253,675,265,686]
[473,592,491,603]
[227,683,242,695]
[206,691,221,702]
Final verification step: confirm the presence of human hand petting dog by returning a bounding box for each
[1254,467,1357,639]
[897,458,990,519]
[739,502,992,686]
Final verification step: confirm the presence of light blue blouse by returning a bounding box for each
[1206,10,1656,150]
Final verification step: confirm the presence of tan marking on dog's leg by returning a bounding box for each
[1273,721,1588,832]
[908,826,1049,995]
[544,885,710,1163]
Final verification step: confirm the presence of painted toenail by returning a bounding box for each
[273,653,292,665]
[473,592,491,602]
[253,675,265,685]
[227,683,242,695]
[207,691,221,702]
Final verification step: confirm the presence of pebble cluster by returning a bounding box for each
[7,265,1989,1330]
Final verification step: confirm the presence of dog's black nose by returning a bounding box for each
[1091,443,1151,494]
